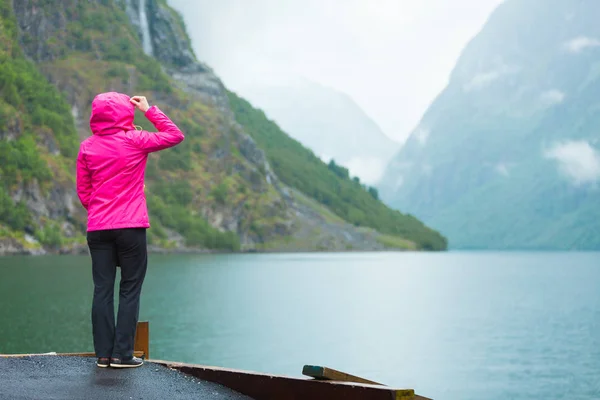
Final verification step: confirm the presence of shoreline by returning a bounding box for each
[0,243,431,257]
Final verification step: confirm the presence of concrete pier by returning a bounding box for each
[0,355,253,400]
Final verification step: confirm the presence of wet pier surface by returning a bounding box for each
[0,355,254,400]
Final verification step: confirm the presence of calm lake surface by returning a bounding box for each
[0,252,598,399]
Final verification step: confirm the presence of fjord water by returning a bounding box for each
[0,252,598,400]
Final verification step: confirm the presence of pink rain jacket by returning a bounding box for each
[76,92,184,231]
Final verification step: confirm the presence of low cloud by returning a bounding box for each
[463,65,519,92]
[495,163,510,177]
[345,157,388,185]
[464,70,502,91]
[393,175,404,190]
[414,127,430,145]
[562,36,600,53]
[422,163,433,175]
[540,89,565,106]
[544,140,600,186]
[318,154,387,185]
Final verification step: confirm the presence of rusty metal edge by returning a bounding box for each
[150,359,428,400]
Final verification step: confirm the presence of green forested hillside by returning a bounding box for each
[1,0,243,251]
[0,0,446,254]
[0,0,79,248]
[228,92,448,251]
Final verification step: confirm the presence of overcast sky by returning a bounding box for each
[168,0,503,143]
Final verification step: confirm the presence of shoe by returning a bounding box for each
[110,356,144,368]
[96,358,110,368]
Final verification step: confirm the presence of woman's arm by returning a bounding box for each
[127,96,185,153]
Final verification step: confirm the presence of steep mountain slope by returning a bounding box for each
[0,0,85,254]
[228,92,447,251]
[237,78,399,185]
[0,0,446,254]
[379,0,600,249]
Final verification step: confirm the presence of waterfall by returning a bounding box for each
[139,0,153,56]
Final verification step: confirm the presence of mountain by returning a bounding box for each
[227,92,446,251]
[0,0,446,254]
[237,79,400,185]
[379,0,600,250]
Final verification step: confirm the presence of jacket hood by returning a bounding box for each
[89,92,135,136]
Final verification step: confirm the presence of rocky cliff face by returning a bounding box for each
[1,0,88,255]
[128,0,293,248]
[1,0,413,254]
[379,0,600,249]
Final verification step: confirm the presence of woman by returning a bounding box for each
[76,92,184,368]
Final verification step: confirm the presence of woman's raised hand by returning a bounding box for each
[130,95,150,113]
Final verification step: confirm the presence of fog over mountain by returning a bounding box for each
[238,77,399,184]
[168,0,503,143]
[379,0,600,250]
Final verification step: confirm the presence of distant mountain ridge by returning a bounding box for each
[379,0,600,249]
[239,78,399,185]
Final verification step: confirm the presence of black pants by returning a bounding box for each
[87,228,148,359]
